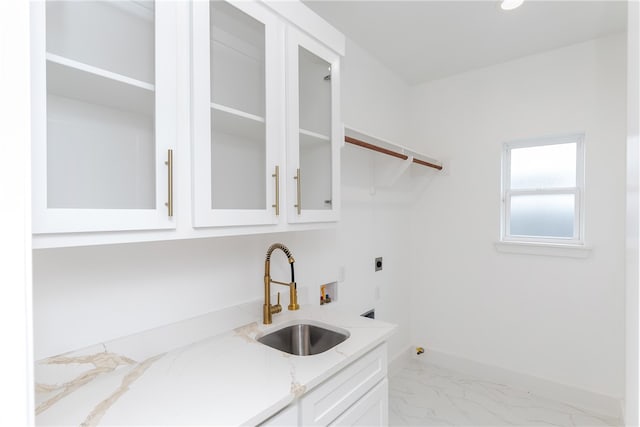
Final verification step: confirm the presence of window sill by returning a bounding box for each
[494,241,592,258]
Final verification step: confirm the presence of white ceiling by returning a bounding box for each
[302,0,627,85]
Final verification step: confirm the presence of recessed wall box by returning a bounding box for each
[361,309,375,319]
[320,282,337,305]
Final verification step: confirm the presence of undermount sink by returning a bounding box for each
[257,321,350,356]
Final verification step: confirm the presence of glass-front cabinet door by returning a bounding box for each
[31,1,177,234]
[191,1,282,227]
[286,27,341,223]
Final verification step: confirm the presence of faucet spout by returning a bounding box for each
[263,243,300,324]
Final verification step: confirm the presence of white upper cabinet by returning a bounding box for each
[286,27,341,223]
[31,1,178,234]
[191,0,283,227]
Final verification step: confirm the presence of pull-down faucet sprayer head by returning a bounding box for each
[265,243,295,263]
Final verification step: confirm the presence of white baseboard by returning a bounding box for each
[406,347,622,420]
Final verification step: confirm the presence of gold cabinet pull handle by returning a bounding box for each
[294,168,301,215]
[164,149,173,217]
[272,165,280,216]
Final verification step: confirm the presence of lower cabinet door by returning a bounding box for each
[330,379,388,427]
[259,403,298,426]
[261,344,388,426]
[300,344,387,426]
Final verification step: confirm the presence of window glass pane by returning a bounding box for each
[510,194,575,238]
[510,143,576,189]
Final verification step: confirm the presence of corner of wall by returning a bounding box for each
[626,1,640,425]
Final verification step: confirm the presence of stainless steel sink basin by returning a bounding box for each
[257,321,350,356]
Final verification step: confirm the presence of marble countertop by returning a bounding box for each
[35,304,397,426]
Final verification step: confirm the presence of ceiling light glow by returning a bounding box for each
[501,0,524,10]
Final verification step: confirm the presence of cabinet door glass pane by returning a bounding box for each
[45,1,156,209]
[210,1,266,210]
[299,47,332,210]
[46,1,155,82]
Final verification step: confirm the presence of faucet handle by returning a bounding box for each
[270,292,282,315]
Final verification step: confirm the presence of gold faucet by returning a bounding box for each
[264,243,300,324]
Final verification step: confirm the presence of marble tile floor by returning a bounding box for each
[389,359,621,427]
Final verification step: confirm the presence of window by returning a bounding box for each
[502,134,584,245]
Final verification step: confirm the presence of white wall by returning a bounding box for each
[338,38,414,362]
[409,35,627,399]
[0,0,34,423]
[341,39,410,144]
[33,231,338,359]
[626,1,640,424]
[32,38,414,361]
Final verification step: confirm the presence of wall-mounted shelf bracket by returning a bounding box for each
[375,155,413,189]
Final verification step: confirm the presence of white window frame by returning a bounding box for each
[501,134,585,246]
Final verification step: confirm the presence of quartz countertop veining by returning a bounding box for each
[35,304,397,426]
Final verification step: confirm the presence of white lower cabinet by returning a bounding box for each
[260,402,299,426]
[329,379,388,426]
[261,343,388,427]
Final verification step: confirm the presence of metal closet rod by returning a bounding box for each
[344,136,443,171]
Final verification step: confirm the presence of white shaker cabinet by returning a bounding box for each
[260,343,389,427]
[329,379,389,426]
[191,0,284,227]
[31,1,178,234]
[286,27,341,224]
[299,343,387,426]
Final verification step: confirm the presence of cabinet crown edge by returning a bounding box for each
[260,0,345,55]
